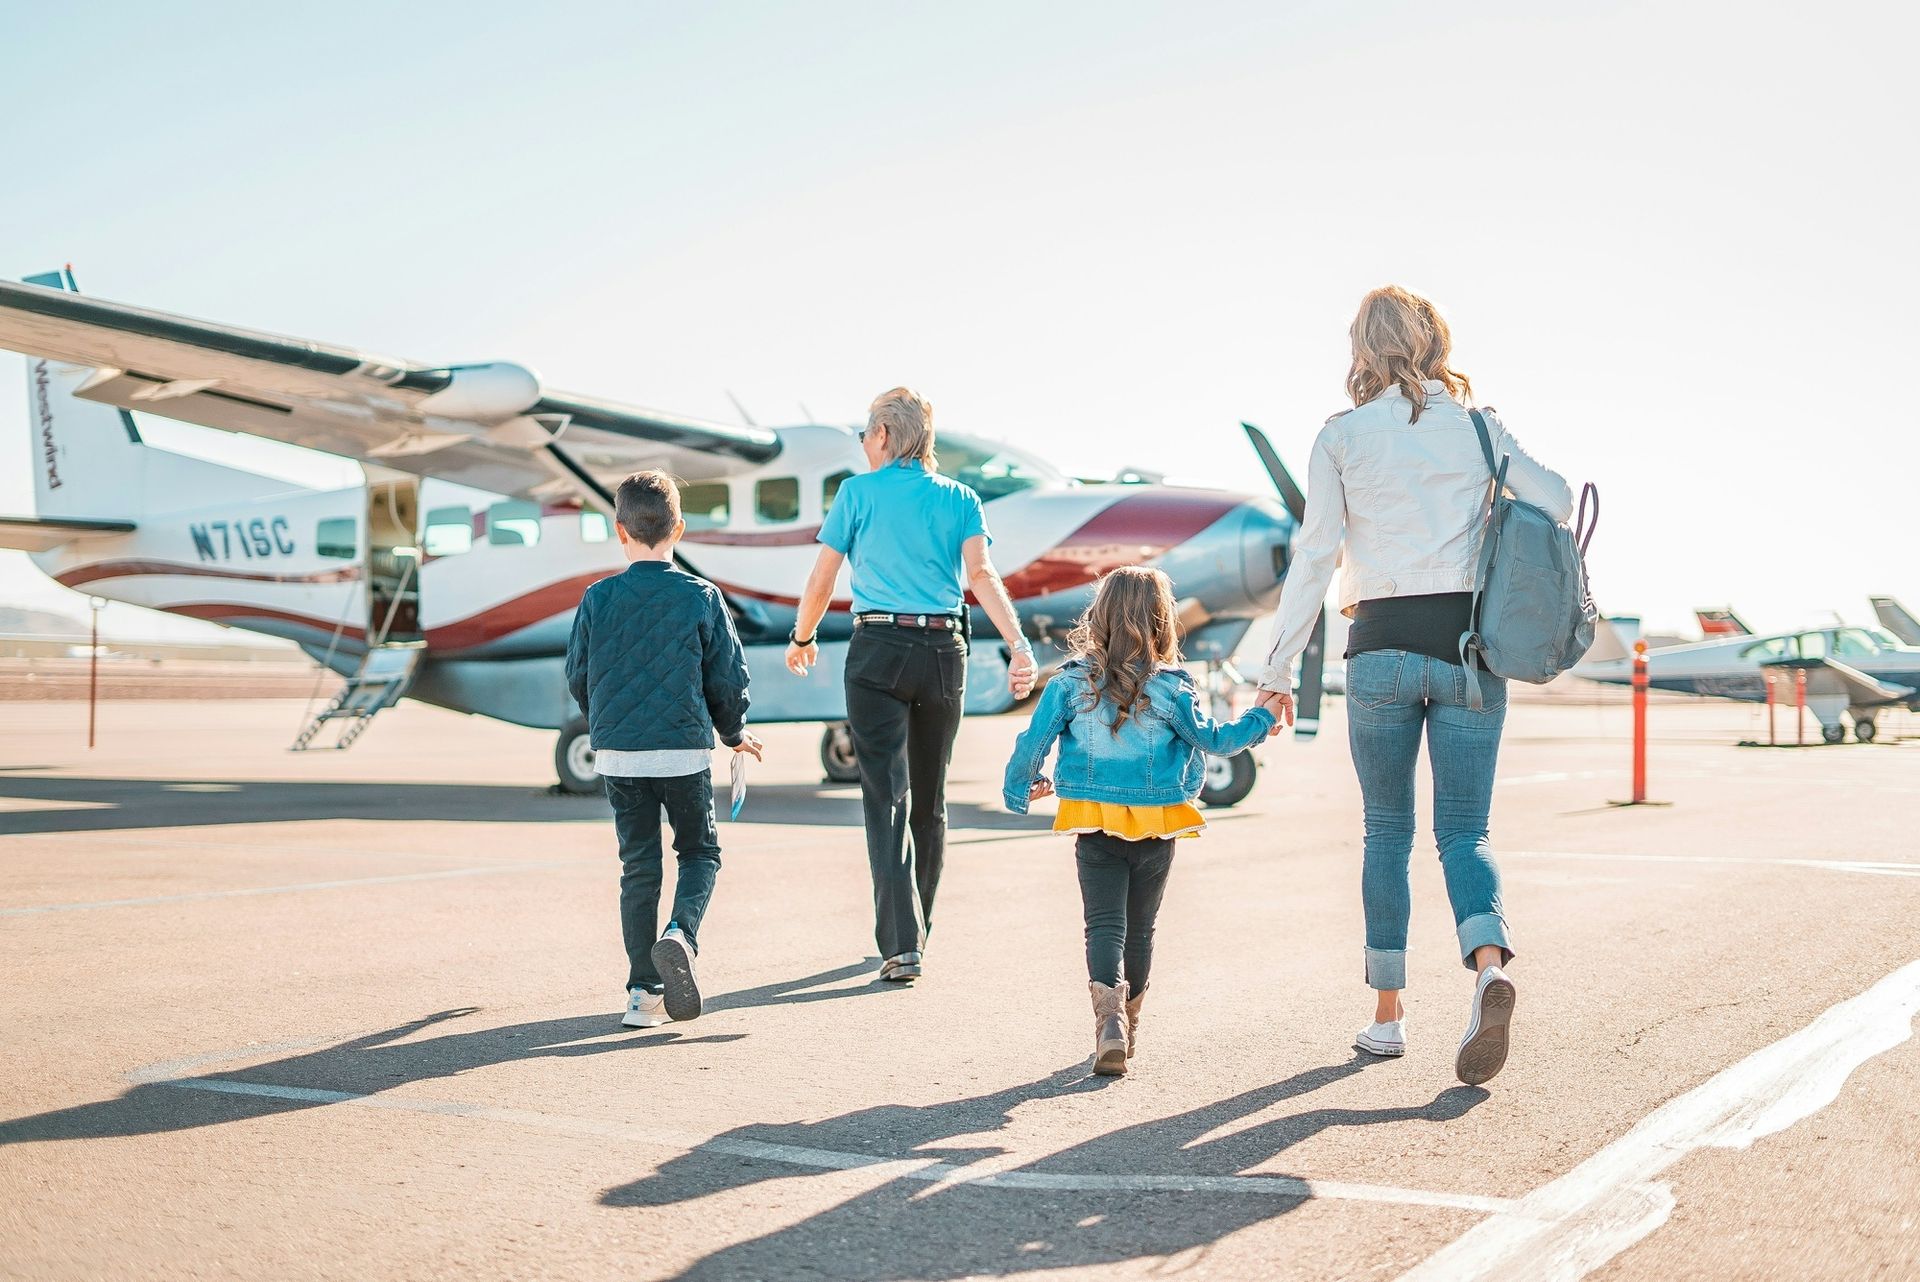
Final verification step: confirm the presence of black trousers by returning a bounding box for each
[603,771,721,993]
[1075,831,1176,995]
[843,625,967,959]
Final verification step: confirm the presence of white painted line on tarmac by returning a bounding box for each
[1399,956,1920,1281]
[144,1072,1515,1214]
[0,858,596,916]
[1509,850,1920,879]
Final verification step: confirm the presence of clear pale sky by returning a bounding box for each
[2,1,1913,640]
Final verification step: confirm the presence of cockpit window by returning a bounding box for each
[1740,637,1790,662]
[1831,628,1888,658]
[934,432,1064,502]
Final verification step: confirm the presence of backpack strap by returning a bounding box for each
[1459,409,1511,712]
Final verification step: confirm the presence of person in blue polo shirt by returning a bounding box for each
[786,387,1036,982]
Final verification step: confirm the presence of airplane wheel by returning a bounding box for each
[1200,753,1257,808]
[1822,724,1847,745]
[1856,718,1878,743]
[821,722,861,784]
[555,720,603,795]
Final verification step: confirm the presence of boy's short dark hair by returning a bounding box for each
[615,470,682,546]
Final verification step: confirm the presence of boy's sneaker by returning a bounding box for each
[650,926,702,1022]
[1455,966,1517,1085]
[622,989,667,1029]
[1355,1019,1406,1057]
[878,951,922,983]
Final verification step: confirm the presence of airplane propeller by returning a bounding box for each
[1242,422,1326,739]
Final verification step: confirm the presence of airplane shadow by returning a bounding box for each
[0,962,888,1149]
[0,776,1032,835]
[602,1055,1490,1280]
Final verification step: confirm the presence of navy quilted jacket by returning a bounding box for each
[565,561,750,751]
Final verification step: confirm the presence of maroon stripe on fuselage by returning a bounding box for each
[55,560,364,588]
[995,491,1240,600]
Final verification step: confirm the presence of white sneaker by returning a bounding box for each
[1355,1019,1406,1057]
[1456,965,1516,1085]
[621,989,667,1028]
[651,926,702,1022]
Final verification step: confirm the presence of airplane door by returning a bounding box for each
[365,474,422,644]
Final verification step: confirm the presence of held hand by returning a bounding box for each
[1008,648,1038,699]
[732,731,765,762]
[1255,688,1296,727]
[1028,776,1054,802]
[785,641,818,677]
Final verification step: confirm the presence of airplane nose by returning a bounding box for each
[1239,496,1294,605]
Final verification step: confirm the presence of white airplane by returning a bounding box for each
[0,270,1324,803]
[1870,596,1920,647]
[1578,613,1920,743]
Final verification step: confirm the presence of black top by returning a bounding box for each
[1345,592,1476,666]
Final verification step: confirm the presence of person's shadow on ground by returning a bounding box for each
[0,961,885,1148]
[602,1054,1489,1280]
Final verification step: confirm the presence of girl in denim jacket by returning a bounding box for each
[1004,566,1277,1075]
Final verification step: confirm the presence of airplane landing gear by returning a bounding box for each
[1200,752,1257,808]
[821,721,860,784]
[1855,717,1878,743]
[1822,723,1847,745]
[1198,659,1259,808]
[555,719,602,794]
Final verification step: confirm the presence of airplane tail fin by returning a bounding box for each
[1578,615,1638,668]
[1870,596,1920,646]
[1694,606,1752,637]
[22,269,150,521]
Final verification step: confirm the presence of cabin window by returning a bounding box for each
[1739,637,1790,662]
[1831,628,1883,658]
[316,517,357,560]
[580,512,612,544]
[423,506,474,556]
[1795,632,1829,660]
[822,469,854,512]
[679,482,731,532]
[487,500,542,547]
[755,477,801,524]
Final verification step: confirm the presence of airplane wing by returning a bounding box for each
[1759,657,1914,709]
[0,514,136,553]
[0,276,782,505]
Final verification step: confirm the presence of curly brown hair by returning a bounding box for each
[1065,566,1182,733]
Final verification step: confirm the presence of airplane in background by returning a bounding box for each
[1693,606,1754,638]
[1578,608,1920,743]
[0,270,1326,805]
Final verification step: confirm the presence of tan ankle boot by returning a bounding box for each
[1090,981,1129,1076]
[1125,990,1145,1058]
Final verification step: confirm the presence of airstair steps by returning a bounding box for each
[290,643,425,752]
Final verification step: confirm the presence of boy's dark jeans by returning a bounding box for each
[843,626,966,960]
[1074,831,1176,995]
[604,771,721,993]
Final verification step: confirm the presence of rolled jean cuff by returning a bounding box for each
[1364,947,1406,991]
[1456,913,1513,969]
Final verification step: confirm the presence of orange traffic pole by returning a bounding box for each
[1795,668,1807,746]
[1630,640,1648,804]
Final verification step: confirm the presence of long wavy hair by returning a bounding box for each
[1065,566,1181,733]
[1346,285,1473,424]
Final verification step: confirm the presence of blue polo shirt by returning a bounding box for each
[818,461,990,614]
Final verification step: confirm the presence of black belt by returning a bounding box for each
[854,612,964,631]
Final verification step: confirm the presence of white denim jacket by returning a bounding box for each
[1258,381,1574,690]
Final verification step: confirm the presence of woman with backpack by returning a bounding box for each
[1256,286,1575,1086]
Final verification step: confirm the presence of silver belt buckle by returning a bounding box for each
[916,614,927,627]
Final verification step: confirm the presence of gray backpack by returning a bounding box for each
[1459,409,1598,708]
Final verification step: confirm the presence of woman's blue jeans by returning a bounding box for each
[1345,649,1513,991]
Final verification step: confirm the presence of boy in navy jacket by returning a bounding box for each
[566,470,762,1028]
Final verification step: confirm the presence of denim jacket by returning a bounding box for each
[1002,661,1277,813]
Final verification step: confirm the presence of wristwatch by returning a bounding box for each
[789,628,816,647]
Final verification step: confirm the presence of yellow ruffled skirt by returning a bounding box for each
[1053,799,1206,841]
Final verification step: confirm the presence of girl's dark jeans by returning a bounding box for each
[1074,830,1176,994]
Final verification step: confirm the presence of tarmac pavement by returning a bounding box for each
[2,694,1917,1280]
